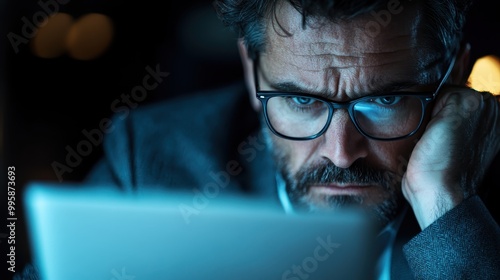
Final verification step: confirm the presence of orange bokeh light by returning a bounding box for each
[30,13,74,59]
[30,12,114,60]
[468,55,500,95]
[66,13,114,60]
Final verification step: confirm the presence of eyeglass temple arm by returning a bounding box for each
[433,56,457,98]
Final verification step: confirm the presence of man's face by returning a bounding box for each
[255,1,443,225]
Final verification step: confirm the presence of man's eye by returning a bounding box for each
[373,96,403,105]
[291,97,315,105]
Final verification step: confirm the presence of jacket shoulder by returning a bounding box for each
[91,81,258,189]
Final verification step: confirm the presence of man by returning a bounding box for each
[210,1,500,278]
[15,0,500,279]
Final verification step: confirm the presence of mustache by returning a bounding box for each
[291,159,392,193]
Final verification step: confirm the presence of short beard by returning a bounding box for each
[262,123,405,228]
[286,158,403,227]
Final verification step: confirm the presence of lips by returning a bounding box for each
[309,184,377,195]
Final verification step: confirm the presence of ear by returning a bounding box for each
[452,42,471,85]
[237,39,262,112]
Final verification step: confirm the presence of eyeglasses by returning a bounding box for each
[254,56,456,141]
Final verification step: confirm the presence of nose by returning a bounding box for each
[319,110,369,168]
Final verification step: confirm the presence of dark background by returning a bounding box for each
[1,0,499,279]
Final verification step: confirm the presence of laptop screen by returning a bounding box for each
[23,181,379,280]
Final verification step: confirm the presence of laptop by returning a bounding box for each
[23,181,379,280]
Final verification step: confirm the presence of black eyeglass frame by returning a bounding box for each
[254,56,456,141]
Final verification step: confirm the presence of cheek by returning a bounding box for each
[271,135,320,173]
[368,137,418,175]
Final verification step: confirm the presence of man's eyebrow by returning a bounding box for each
[271,82,310,93]
[369,81,422,95]
[269,80,422,98]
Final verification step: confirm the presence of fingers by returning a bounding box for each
[429,87,483,135]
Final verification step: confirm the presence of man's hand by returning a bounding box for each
[402,86,500,229]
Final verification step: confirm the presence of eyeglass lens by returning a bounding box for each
[265,95,424,139]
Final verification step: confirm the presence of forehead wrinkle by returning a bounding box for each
[287,47,416,73]
[306,35,416,56]
[260,56,329,94]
